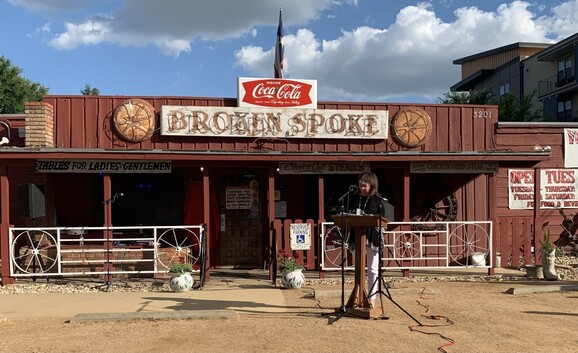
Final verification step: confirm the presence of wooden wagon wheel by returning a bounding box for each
[113,99,156,143]
[391,107,432,148]
[410,179,458,231]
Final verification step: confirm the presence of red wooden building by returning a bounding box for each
[0,95,575,285]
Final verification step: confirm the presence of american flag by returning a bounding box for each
[274,9,284,78]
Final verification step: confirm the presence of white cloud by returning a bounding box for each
[7,0,98,13]
[9,0,578,101]
[50,20,110,49]
[236,1,576,102]
[37,0,335,57]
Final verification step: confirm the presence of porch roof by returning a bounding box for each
[0,147,550,163]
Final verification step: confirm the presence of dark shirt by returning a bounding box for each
[347,193,386,250]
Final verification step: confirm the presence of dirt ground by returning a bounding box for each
[1,279,577,353]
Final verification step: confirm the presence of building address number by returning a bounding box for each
[473,110,492,118]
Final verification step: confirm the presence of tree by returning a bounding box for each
[80,84,100,95]
[438,89,543,121]
[438,89,494,105]
[0,56,48,114]
[497,91,542,122]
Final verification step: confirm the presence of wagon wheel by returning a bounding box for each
[156,227,201,271]
[395,232,421,258]
[113,98,156,143]
[12,230,58,275]
[448,223,490,266]
[410,181,458,231]
[391,107,432,148]
[323,225,353,269]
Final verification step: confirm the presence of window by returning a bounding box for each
[557,56,573,85]
[557,99,572,121]
[499,82,510,96]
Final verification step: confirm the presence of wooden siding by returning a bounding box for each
[460,47,544,78]
[495,123,578,265]
[43,96,498,154]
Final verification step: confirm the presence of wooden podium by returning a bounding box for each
[333,213,389,319]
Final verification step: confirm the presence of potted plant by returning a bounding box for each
[279,251,305,289]
[540,222,559,281]
[168,262,194,292]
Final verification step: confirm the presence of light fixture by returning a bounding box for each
[0,121,10,146]
[199,167,204,172]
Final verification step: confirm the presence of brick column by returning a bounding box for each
[24,102,54,148]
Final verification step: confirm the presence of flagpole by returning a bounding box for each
[274,8,284,79]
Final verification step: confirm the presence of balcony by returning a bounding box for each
[538,74,577,98]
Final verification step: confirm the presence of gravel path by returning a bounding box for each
[1,255,576,294]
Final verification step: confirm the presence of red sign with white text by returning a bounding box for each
[238,77,317,108]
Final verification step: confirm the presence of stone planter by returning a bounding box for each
[169,272,194,292]
[281,269,305,289]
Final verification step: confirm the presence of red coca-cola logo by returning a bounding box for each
[241,79,313,107]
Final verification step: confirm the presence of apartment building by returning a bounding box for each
[451,32,578,122]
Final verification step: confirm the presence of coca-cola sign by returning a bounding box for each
[238,77,317,108]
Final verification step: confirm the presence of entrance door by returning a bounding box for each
[218,171,263,267]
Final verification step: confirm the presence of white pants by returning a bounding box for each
[352,245,380,304]
[366,245,380,302]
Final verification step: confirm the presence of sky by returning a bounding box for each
[1,0,578,104]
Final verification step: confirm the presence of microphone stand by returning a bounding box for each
[328,188,350,325]
[94,193,125,292]
[368,195,423,325]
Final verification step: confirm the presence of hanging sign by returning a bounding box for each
[161,106,388,140]
[35,160,171,173]
[238,77,317,108]
[411,161,498,174]
[290,223,311,250]
[278,161,370,174]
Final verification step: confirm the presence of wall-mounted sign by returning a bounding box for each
[278,161,370,174]
[161,106,388,140]
[411,161,498,174]
[35,160,171,173]
[564,128,578,168]
[275,201,287,218]
[508,169,578,209]
[225,187,252,210]
[290,223,311,250]
[238,77,317,108]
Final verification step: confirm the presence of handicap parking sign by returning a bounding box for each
[290,223,311,250]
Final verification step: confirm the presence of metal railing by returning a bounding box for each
[8,225,205,279]
[320,221,492,271]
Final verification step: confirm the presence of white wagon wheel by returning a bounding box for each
[156,227,202,271]
[448,223,490,266]
[395,232,421,258]
[12,230,58,274]
[323,225,353,269]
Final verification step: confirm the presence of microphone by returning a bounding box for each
[338,185,358,202]
[103,193,125,204]
[373,194,387,202]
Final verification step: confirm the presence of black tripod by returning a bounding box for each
[366,195,422,326]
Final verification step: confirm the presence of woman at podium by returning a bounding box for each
[348,171,387,308]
